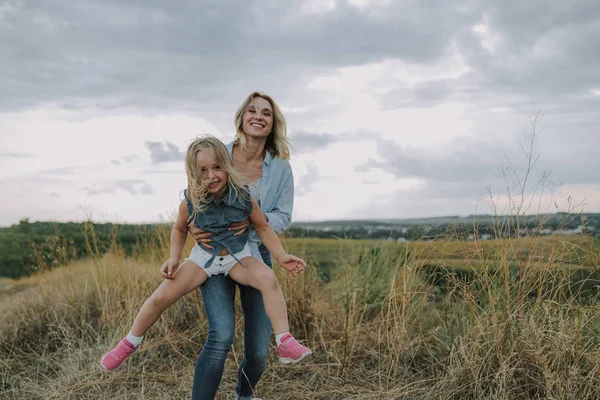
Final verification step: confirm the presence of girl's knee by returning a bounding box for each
[148,289,177,309]
[266,270,280,291]
[256,269,279,292]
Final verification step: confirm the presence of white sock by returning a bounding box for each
[275,332,290,346]
[126,331,144,347]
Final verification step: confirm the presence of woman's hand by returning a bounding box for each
[228,218,250,236]
[188,223,215,249]
[277,254,306,277]
[160,257,180,280]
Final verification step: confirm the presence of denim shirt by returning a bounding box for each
[184,186,252,268]
[225,142,294,263]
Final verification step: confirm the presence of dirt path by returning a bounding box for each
[0,280,31,299]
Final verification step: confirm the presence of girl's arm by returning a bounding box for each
[249,196,306,276]
[169,200,190,262]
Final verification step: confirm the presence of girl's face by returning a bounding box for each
[196,149,228,196]
[242,97,274,139]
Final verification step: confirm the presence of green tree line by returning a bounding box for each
[0,219,163,279]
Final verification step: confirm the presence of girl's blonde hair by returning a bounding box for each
[185,135,249,219]
[234,91,291,160]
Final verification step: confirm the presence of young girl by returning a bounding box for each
[101,135,312,371]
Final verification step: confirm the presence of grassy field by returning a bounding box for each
[1,231,600,399]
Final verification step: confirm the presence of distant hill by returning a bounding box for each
[291,213,600,228]
[289,213,600,240]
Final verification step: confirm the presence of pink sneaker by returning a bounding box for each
[277,333,312,364]
[100,338,139,371]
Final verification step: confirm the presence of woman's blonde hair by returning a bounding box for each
[184,135,249,219]
[234,91,291,160]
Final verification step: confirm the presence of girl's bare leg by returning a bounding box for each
[228,257,289,334]
[130,260,208,336]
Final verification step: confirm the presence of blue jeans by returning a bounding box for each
[192,244,273,400]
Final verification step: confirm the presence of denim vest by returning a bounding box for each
[225,142,294,263]
[184,186,252,268]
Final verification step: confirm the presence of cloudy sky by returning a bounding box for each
[1,0,599,226]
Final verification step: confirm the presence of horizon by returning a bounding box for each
[3,210,599,229]
[2,1,599,225]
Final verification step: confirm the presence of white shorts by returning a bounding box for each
[185,244,252,277]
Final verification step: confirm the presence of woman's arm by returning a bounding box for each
[264,162,294,234]
[249,196,305,276]
[227,160,294,236]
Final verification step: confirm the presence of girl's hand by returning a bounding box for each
[277,254,306,277]
[188,223,215,249]
[160,258,180,279]
[228,218,250,236]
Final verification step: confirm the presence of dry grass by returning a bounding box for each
[1,227,599,399]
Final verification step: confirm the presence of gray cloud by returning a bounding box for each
[349,189,482,220]
[375,1,600,120]
[0,0,483,112]
[0,174,72,187]
[357,122,598,200]
[413,80,455,103]
[0,152,36,159]
[111,154,139,165]
[290,131,382,155]
[43,166,97,175]
[2,1,597,155]
[114,180,155,195]
[145,141,184,164]
[82,180,155,196]
[356,137,510,184]
[290,132,340,155]
[1,0,597,120]
[468,2,599,93]
[123,154,138,163]
[82,186,117,196]
[460,3,599,110]
[348,168,573,220]
[139,169,181,175]
[295,162,321,196]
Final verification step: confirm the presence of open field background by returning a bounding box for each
[1,227,600,399]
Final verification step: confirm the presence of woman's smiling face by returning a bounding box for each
[242,97,273,139]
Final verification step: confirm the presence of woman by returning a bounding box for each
[189,92,295,400]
